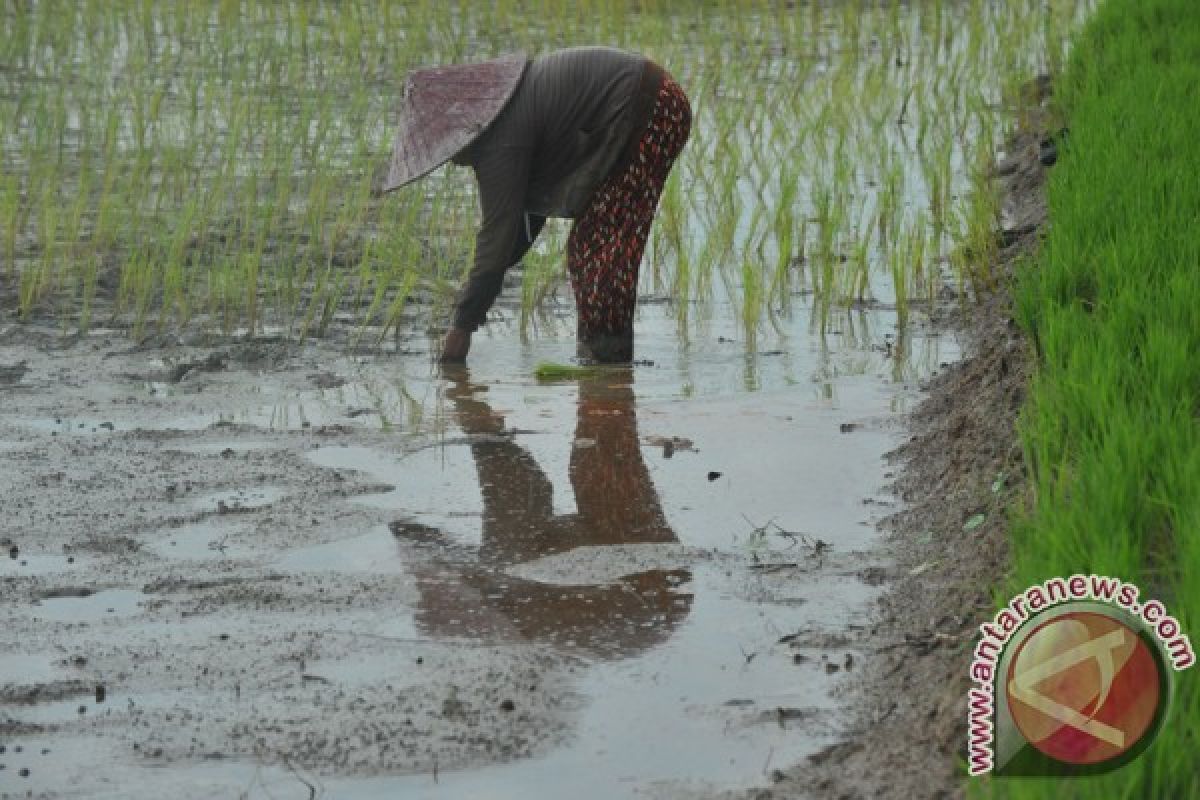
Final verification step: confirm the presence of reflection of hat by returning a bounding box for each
[381,52,529,193]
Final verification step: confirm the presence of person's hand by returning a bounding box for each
[440,327,472,362]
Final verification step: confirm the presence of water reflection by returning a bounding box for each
[400,367,693,660]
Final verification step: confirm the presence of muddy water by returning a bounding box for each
[299,310,937,797]
[0,301,954,798]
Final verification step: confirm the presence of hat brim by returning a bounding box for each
[381,52,529,193]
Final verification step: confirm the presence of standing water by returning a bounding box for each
[290,299,953,798]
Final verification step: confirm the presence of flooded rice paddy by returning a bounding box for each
[0,0,1097,796]
[2,300,953,798]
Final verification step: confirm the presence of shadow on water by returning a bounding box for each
[401,366,693,661]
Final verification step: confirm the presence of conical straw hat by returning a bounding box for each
[381,52,529,193]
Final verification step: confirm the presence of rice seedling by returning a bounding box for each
[534,361,610,382]
[991,2,1200,798]
[0,0,1095,350]
[1,177,22,278]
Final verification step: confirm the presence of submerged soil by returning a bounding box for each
[0,286,931,796]
[757,120,1052,798]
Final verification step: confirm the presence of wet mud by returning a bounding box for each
[1,295,951,797]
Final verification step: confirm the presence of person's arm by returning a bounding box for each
[440,143,532,361]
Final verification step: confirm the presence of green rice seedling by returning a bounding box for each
[847,213,874,305]
[1,177,21,277]
[0,0,1096,344]
[163,199,202,329]
[739,250,763,340]
[768,167,800,309]
[949,142,1002,297]
[653,169,690,303]
[374,270,419,347]
[19,190,61,319]
[923,134,955,238]
[515,235,563,338]
[888,228,911,331]
[122,251,157,340]
[61,167,92,306]
[534,361,614,382]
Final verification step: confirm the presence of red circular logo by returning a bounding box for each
[1006,611,1162,765]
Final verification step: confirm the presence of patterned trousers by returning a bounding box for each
[566,74,691,361]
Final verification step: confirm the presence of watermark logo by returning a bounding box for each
[967,575,1193,777]
[1006,611,1162,767]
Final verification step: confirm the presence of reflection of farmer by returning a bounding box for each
[395,368,692,660]
[381,48,692,363]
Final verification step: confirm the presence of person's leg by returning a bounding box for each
[566,76,691,363]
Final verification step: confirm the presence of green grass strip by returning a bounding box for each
[981,0,1200,795]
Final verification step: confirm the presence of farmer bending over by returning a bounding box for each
[382,46,691,363]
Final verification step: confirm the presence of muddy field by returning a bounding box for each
[0,288,960,798]
[0,136,1056,799]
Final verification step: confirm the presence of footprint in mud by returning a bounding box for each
[643,434,696,459]
[148,520,253,561]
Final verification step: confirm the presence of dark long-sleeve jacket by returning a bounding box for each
[451,47,665,332]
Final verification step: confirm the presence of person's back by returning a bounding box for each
[383,47,690,363]
[517,47,644,209]
[465,46,647,219]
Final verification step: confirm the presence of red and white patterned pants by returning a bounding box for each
[566,74,691,360]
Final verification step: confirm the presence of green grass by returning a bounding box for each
[978,0,1200,796]
[0,0,1092,346]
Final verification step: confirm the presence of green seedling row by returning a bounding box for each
[979,0,1200,795]
[1,0,1092,344]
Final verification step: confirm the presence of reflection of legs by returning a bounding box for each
[412,371,690,657]
[570,381,675,544]
[566,77,691,363]
[472,438,557,564]
[444,373,561,565]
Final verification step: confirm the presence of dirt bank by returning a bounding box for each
[754,119,1052,799]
